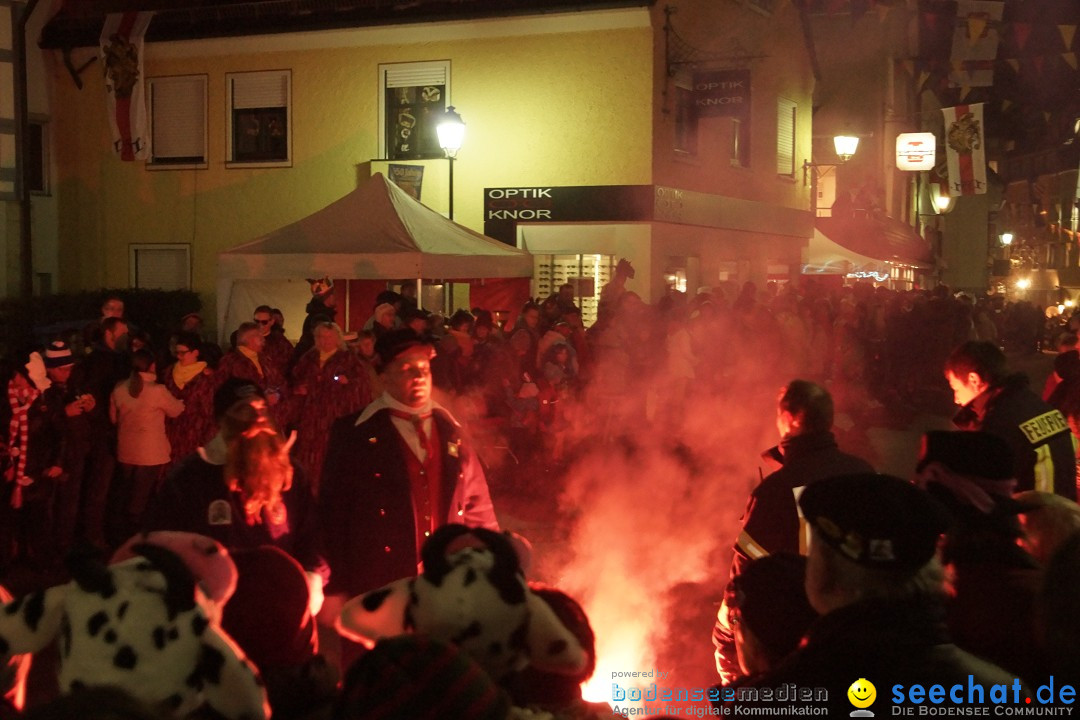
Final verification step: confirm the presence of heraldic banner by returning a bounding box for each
[942,103,987,196]
[100,12,153,161]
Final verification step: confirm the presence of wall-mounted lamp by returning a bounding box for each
[1000,232,1014,246]
[803,134,860,185]
[930,182,955,215]
[1016,277,1031,290]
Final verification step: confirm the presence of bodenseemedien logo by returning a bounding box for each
[849,678,877,717]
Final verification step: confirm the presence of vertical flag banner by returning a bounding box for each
[949,0,1004,87]
[942,103,987,196]
[100,12,153,161]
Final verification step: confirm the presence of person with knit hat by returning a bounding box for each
[739,473,1016,716]
[335,635,510,720]
[915,430,1043,681]
[223,546,337,720]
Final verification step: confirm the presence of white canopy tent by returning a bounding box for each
[216,172,533,340]
[801,227,888,276]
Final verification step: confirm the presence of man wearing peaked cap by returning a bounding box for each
[739,473,1019,716]
[318,328,498,667]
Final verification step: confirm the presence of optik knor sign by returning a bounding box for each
[692,69,750,117]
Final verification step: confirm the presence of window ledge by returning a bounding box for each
[225,160,293,169]
[147,162,208,171]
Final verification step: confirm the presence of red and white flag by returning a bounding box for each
[942,103,987,196]
[99,12,152,161]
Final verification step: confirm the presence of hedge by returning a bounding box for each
[0,288,202,357]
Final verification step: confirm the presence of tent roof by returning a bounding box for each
[218,173,533,280]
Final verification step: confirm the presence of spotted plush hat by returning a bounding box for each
[799,473,949,569]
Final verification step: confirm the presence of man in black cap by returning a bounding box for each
[318,327,498,601]
[737,473,1016,715]
[945,340,1076,499]
[713,379,873,682]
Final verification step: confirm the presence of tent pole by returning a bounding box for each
[416,277,423,311]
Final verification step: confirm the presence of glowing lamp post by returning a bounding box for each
[437,106,465,221]
[1000,232,1014,246]
[833,135,860,162]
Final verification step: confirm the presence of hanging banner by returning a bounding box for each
[942,103,987,195]
[949,0,1004,87]
[100,12,153,161]
[896,132,937,171]
[691,69,751,118]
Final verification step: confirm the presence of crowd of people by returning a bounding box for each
[0,266,1077,719]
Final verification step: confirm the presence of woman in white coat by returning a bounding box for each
[109,348,184,545]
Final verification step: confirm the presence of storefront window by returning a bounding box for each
[533,254,613,326]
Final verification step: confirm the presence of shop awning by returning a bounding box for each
[803,228,888,276]
[815,213,933,267]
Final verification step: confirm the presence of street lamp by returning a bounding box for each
[803,134,860,185]
[437,106,465,221]
[1000,232,1014,246]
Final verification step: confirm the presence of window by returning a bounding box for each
[378,60,450,160]
[674,85,698,155]
[129,244,191,290]
[27,120,48,193]
[731,117,750,168]
[776,97,796,177]
[148,75,207,168]
[227,70,291,166]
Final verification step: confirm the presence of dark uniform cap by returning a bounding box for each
[213,377,266,420]
[798,473,949,569]
[374,327,434,369]
[915,430,1014,480]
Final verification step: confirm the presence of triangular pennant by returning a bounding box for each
[959,85,972,102]
[968,16,989,47]
[1001,99,1013,112]
[876,2,891,23]
[1033,55,1044,75]
[903,60,916,76]
[1064,52,1078,70]
[1006,58,1021,74]
[1013,22,1032,51]
[1059,25,1077,50]
[1044,112,1052,124]
[917,70,931,91]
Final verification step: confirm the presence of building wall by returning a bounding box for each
[47,9,653,321]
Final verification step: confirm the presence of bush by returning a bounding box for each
[0,288,201,357]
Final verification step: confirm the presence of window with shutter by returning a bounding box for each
[378,61,450,160]
[776,97,796,177]
[227,70,291,166]
[148,75,207,168]
[129,244,191,290]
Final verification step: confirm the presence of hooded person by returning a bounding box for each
[915,430,1043,680]
[144,378,329,617]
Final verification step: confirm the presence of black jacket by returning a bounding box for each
[730,599,1019,716]
[318,406,497,597]
[714,432,872,681]
[954,373,1077,500]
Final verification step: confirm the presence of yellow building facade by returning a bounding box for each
[37,0,814,327]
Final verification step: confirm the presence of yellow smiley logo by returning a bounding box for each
[848,678,876,709]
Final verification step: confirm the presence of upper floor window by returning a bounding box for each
[227,70,291,167]
[674,85,698,155]
[147,75,207,169]
[776,97,796,177]
[378,60,450,160]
